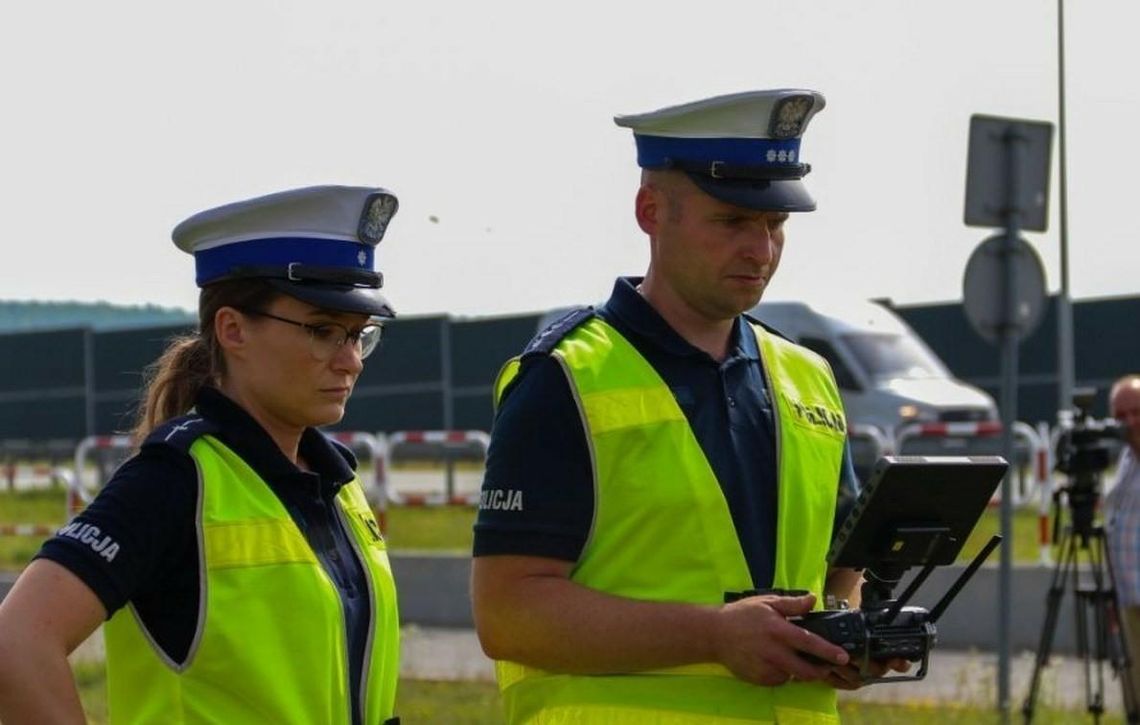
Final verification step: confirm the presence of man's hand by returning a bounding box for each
[713,592,851,686]
[824,657,912,690]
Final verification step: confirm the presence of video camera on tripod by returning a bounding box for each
[726,456,1008,683]
[1053,388,1126,541]
[1023,387,1135,723]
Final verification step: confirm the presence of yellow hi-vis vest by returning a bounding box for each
[493,317,846,724]
[103,434,400,724]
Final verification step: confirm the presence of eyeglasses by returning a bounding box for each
[239,309,384,361]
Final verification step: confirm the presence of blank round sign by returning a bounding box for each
[962,234,1047,344]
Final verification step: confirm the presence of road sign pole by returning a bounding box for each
[963,113,1053,721]
[997,126,1025,718]
[1056,0,1076,424]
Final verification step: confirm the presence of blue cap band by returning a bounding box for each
[634,135,803,170]
[194,237,374,286]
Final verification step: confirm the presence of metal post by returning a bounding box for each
[1056,0,1075,419]
[82,328,96,438]
[439,319,456,499]
[997,126,1024,718]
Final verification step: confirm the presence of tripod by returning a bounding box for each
[1022,482,1139,723]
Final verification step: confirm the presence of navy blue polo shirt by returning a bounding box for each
[474,277,860,588]
[36,387,373,725]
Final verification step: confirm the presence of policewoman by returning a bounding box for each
[0,186,402,724]
[472,91,903,723]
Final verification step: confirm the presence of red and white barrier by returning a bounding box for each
[894,420,1047,509]
[0,523,58,537]
[848,423,893,460]
[2,462,64,491]
[389,430,490,447]
[895,420,1004,441]
[385,430,490,506]
[330,430,389,535]
[1035,421,1055,565]
[71,435,134,517]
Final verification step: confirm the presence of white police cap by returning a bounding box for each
[614,89,826,211]
[172,185,398,318]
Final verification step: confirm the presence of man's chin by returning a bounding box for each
[734,288,766,314]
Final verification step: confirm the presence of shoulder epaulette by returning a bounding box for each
[522,306,595,358]
[142,413,219,453]
[743,313,794,343]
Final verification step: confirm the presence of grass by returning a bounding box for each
[396,679,504,723]
[0,488,69,572]
[0,487,69,521]
[384,505,476,551]
[959,504,1048,565]
[0,485,1061,572]
[0,486,479,570]
[75,667,498,724]
[837,701,1125,724]
[74,661,108,724]
[72,663,1127,724]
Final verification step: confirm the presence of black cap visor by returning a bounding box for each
[685,174,816,213]
[266,279,396,319]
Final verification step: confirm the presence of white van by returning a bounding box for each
[747,299,998,440]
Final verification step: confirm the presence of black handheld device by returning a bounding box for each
[727,455,1007,684]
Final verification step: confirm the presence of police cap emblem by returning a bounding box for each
[769,94,816,140]
[358,192,399,245]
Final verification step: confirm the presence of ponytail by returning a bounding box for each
[130,278,280,444]
[130,335,217,444]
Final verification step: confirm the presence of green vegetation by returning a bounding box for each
[960,505,1048,565]
[0,488,480,570]
[75,662,108,724]
[75,666,506,723]
[0,487,68,522]
[396,679,503,723]
[0,489,66,571]
[384,505,476,552]
[73,663,1125,724]
[0,299,194,334]
[0,535,44,572]
[0,486,1078,571]
[836,700,1125,724]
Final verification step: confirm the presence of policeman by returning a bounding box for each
[0,186,402,724]
[472,90,901,723]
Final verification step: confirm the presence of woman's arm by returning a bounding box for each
[0,559,107,724]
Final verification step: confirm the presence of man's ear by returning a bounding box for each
[214,307,247,354]
[635,184,660,236]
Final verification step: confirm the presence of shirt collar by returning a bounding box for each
[194,386,356,494]
[600,276,759,363]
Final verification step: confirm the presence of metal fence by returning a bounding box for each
[2,293,1138,450]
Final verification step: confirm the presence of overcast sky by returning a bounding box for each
[2,1,1135,319]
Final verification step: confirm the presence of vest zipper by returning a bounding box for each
[313,494,359,724]
[335,502,377,725]
[754,326,782,563]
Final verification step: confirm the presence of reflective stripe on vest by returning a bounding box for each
[104,435,400,724]
[492,318,845,724]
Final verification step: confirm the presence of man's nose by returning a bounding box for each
[746,222,776,262]
[1117,412,1140,432]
